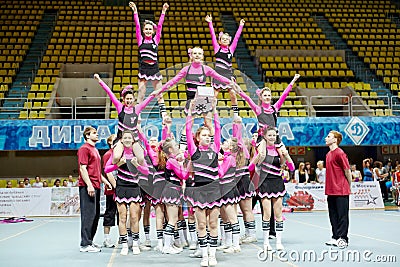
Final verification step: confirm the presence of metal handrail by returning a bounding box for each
[1,95,398,119]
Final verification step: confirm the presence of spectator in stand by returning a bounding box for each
[373,161,389,202]
[385,160,393,174]
[32,176,43,188]
[62,179,68,187]
[362,159,373,181]
[316,160,326,184]
[67,175,77,187]
[294,162,308,183]
[350,164,362,182]
[18,180,25,188]
[6,181,12,188]
[53,179,61,188]
[281,165,290,183]
[305,162,317,183]
[23,178,31,188]
[43,181,48,187]
[390,165,400,204]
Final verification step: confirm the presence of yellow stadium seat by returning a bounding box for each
[279,109,288,117]
[289,109,298,116]
[29,110,38,119]
[298,109,307,116]
[110,110,118,119]
[19,110,28,119]
[374,109,384,116]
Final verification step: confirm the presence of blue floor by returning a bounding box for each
[1,209,399,267]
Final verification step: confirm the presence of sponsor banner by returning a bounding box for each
[0,116,399,150]
[0,182,384,217]
[283,181,384,211]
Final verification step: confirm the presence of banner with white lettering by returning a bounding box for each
[283,181,384,211]
[0,116,398,150]
[0,188,52,217]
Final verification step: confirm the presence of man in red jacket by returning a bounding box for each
[324,130,352,249]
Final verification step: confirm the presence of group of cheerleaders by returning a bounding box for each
[93,2,301,266]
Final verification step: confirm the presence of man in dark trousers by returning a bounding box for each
[78,126,111,252]
[324,130,352,249]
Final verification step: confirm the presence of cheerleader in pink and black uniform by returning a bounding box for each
[217,121,245,254]
[232,118,257,244]
[185,100,221,267]
[140,117,173,252]
[158,137,189,254]
[154,47,236,117]
[137,117,172,250]
[256,126,295,252]
[129,2,169,117]
[205,14,244,118]
[94,74,157,168]
[231,74,300,163]
[104,130,150,256]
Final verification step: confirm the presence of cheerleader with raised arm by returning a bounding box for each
[205,14,245,118]
[129,2,169,118]
[231,74,300,164]
[233,118,257,244]
[94,74,158,168]
[137,116,173,251]
[185,99,221,267]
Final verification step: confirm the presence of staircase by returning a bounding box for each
[220,13,264,89]
[314,14,399,114]
[313,15,387,90]
[1,11,57,119]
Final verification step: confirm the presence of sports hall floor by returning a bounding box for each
[1,209,399,267]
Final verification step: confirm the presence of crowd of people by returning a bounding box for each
[4,175,78,188]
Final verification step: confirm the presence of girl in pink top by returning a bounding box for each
[231,74,300,164]
[104,130,149,256]
[205,14,245,118]
[94,73,157,169]
[217,117,249,253]
[129,2,169,118]
[154,47,236,116]
[185,100,221,266]
[158,137,189,254]
[256,126,295,253]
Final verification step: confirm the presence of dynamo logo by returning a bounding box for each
[344,117,369,145]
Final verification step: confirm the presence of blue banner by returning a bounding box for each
[0,116,399,150]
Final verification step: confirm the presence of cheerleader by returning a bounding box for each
[185,100,221,267]
[256,126,295,252]
[139,117,173,252]
[231,74,300,163]
[104,130,149,255]
[232,118,257,244]
[94,74,157,168]
[205,14,245,118]
[154,47,236,116]
[157,137,189,254]
[129,2,169,117]
[218,120,246,253]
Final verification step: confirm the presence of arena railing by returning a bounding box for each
[1,95,397,119]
